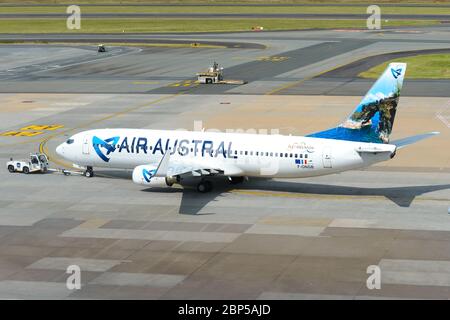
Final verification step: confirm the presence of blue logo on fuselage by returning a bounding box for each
[93,136,120,162]
[142,168,157,182]
[92,135,234,161]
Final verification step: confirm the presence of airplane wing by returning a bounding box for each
[166,156,247,177]
[135,154,234,215]
[166,161,224,177]
[152,151,228,178]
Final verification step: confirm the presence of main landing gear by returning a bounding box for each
[196,176,246,193]
[84,166,94,178]
[197,180,213,193]
[228,176,245,185]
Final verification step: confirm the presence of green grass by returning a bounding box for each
[0,18,439,34]
[0,0,448,3]
[1,5,450,15]
[359,53,450,79]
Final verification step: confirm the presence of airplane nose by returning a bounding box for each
[56,144,64,156]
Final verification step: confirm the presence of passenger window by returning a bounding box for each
[295,154,298,158]
[300,154,303,158]
[280,153,283,157]
[285,153,288,157]
[245,151,248,155]
[305,154,308,159]
[290,154,293,157]
[256,152,259,156]
[250,151,253,156]
[270,152,273,157]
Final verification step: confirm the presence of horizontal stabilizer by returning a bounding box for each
[356,147,393,153]
[391,132,440,149]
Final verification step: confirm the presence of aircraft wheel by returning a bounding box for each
[229,176,245,185]
[197,180,212,193]
[85,169,94,178]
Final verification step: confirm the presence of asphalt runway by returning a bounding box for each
[0,25,449,299]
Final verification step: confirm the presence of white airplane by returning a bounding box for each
[56,63,438,193]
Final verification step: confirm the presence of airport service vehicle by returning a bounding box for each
[7,153,49,174]
[197,61,223,84]
[97,44,106,53]
[197,62,246,85]
[56,63,439,192]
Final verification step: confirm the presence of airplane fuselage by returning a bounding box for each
[56,129,396,178]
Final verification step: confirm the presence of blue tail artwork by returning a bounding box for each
[307,62,407,144]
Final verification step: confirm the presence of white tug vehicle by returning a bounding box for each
[7,153,49,174]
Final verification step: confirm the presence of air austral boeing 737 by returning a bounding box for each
[56,63,439,193]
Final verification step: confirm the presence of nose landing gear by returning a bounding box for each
[85,166,94,178]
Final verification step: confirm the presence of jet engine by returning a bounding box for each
[132,165,176,187]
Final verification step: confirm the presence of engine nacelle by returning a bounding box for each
[132,165,176,187]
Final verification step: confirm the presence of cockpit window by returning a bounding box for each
[66,139,74,144]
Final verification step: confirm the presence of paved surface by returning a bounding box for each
[2,26,450,96]
[0,92,448,299]
[0,26,449,299]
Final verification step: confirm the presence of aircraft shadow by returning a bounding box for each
[239,179,450,208]
[141,176,450,214]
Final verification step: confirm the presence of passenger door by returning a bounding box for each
[82,135,90,155]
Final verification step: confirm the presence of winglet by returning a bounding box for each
[391,132,440,149]
[154,151,171,177]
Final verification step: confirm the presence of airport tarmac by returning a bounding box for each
[0,26,449,299]
[0,92,449,299]
[2,26,450,96]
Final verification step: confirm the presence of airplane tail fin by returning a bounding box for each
[307,62,407,144]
